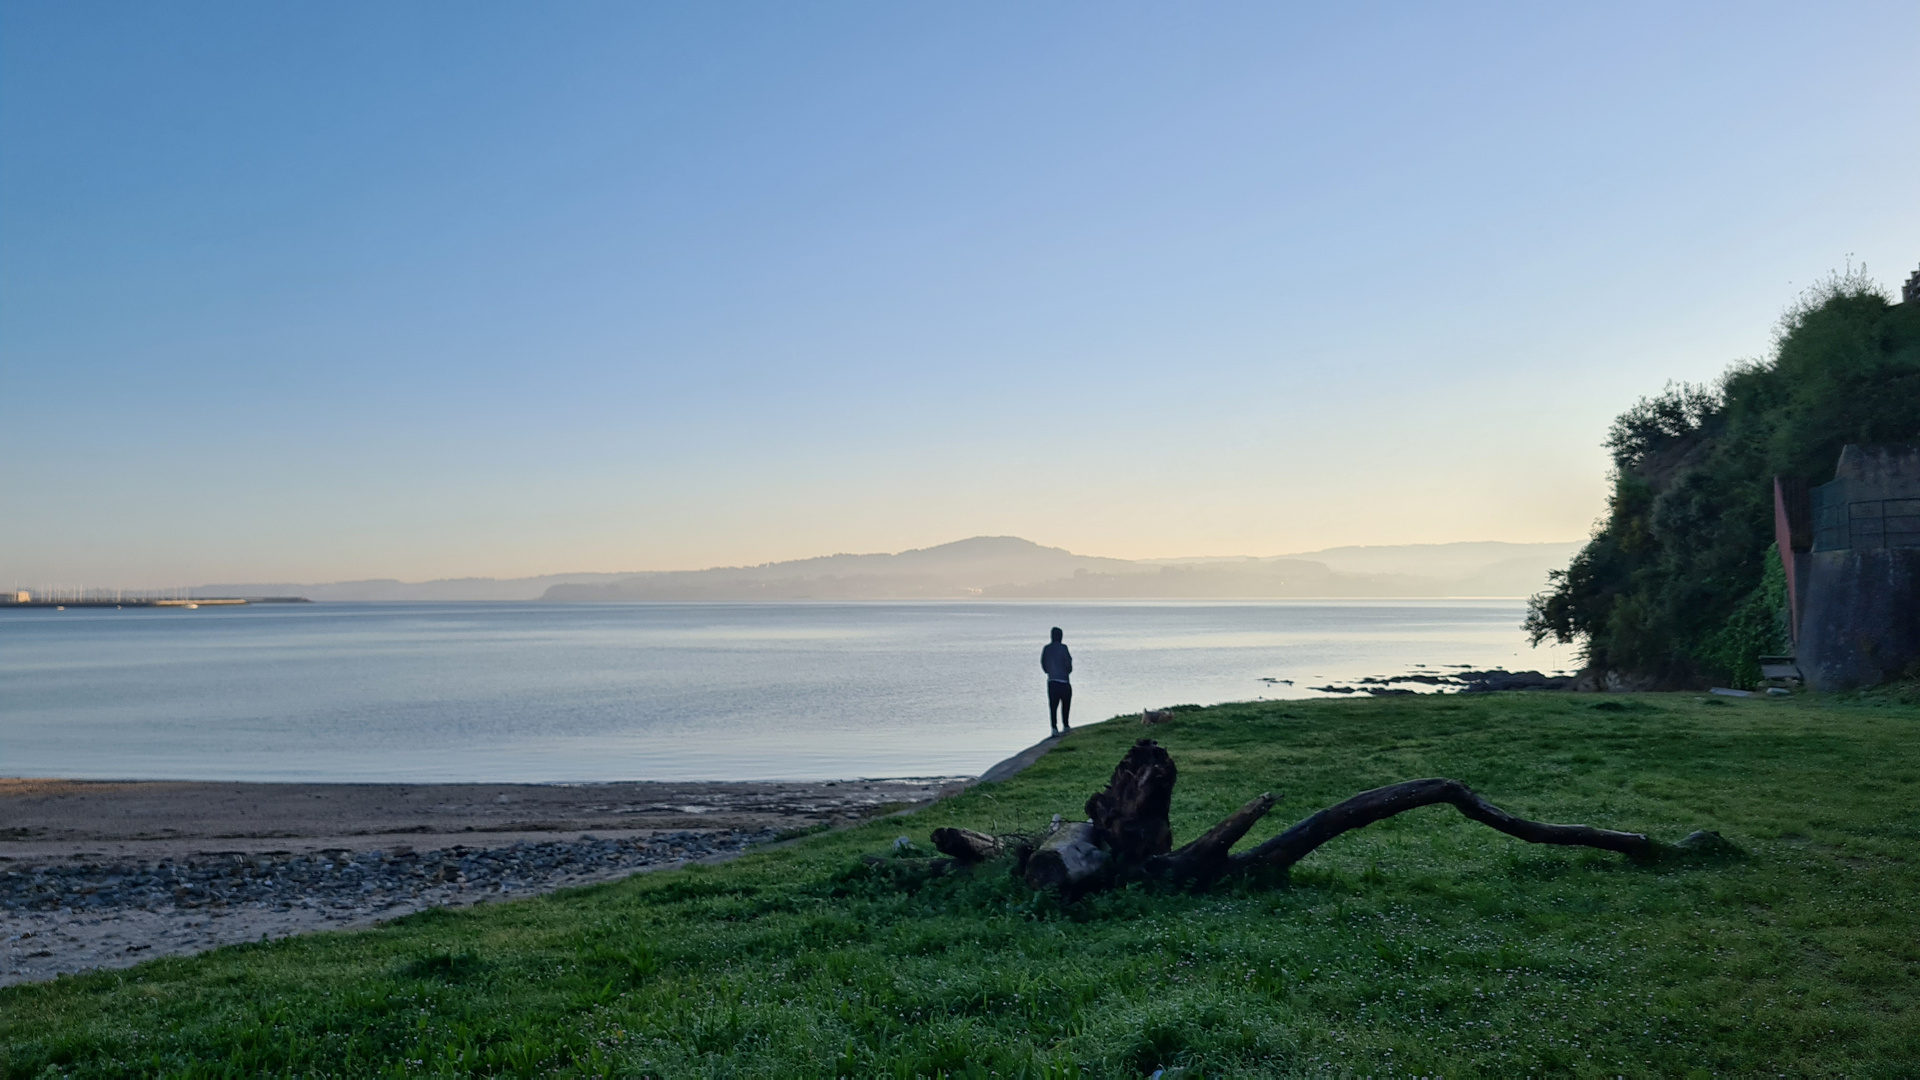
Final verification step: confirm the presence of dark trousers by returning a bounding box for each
[1048,681,1072,728]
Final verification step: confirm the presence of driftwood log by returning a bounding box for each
[1084,739,1176,863]
[929,827,1003,864]
[1023,821,1112,893]
[1147,792,1277,887]
[1227,776,1657,874]
[990,738,1719,895]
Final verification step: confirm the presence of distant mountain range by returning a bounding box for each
[195,537,1579,602]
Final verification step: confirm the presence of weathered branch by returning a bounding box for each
[1230,777,1656,875]
[929,827,1004,864]
[1145,792,1276,887]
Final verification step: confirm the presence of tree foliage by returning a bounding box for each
[1527,270,1920,687]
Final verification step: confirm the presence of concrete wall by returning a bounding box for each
[1798,548,1920,690]
[1797,444,1920,690]
[1826,444,1920,503]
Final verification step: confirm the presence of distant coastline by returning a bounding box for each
[1,595,309,609]
[183,536,1580,604]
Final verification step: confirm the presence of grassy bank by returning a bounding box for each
[6,691,1920,1076]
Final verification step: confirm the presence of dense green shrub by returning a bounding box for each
[1527,270,1920,686]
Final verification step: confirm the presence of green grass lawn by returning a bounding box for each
[6,691,1920,1077]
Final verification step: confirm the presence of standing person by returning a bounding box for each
[1041,626,1073,735]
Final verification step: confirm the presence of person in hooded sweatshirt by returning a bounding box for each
[1041,627,1073,735]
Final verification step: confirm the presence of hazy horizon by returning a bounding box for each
[13,534,1585,595]
[124,535,1586,601]
[218,536,1583,584]
[11,535,1587,592]
[4,4,1915,586]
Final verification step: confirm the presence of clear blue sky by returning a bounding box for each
[4,2,1916,586]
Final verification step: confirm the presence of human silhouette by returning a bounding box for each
[1041,626,1073,734]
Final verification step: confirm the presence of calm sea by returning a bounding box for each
[0,600,1575,783]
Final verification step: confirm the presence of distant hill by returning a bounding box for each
[545,537,1579,601]
[193,537,1581,602]
[541,537,1137,601]
[1267,541,1583,581]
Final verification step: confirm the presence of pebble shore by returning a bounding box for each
[3,828,775,985]
[1,768,990,987]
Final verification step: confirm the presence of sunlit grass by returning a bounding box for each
[4,691,1919,1076]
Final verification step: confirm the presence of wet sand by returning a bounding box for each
[0,777,965,862]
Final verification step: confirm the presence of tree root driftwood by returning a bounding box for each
[932,738,1735,897]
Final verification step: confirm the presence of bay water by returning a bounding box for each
[0,600,1575,782]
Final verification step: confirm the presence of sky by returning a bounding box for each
[3,2,1917,587]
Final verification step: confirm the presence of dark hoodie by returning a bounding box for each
[1041,639,1072,684]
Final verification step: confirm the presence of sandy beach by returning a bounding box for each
[1,775,967,986]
